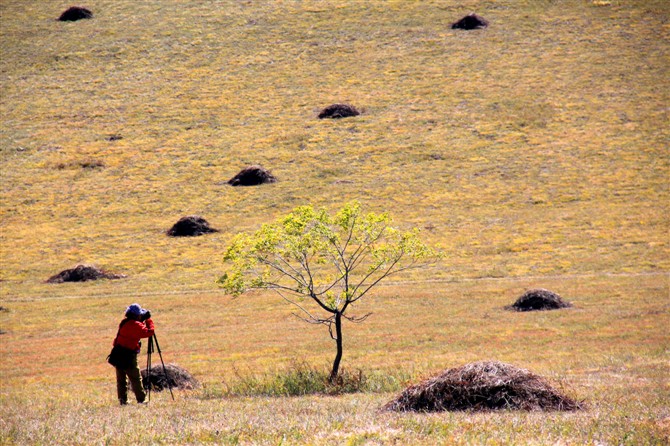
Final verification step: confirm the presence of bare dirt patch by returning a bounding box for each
[383,361,581,412]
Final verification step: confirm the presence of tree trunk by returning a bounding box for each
[329,311,343,383]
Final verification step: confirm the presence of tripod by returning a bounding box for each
[145,333,175,402]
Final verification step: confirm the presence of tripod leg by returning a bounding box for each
[152,334,175,401]
[146,337,153,403]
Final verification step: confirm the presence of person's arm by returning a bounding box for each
[126,319,155,339]
[143,318,155,337]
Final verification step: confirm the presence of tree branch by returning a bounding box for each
[350,251,406,302]
[299,251,315,292]
[350,256,424,303]
[256,257,307,289]
[343,312,372,323]
[275,289,317,321]
[274,253,309,287]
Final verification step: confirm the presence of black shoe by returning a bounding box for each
[119,400,128,406]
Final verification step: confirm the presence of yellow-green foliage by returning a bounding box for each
[0,0,668,444]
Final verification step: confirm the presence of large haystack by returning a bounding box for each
[142,364,198,391]
[383,361,581,412]
[58,6,93,21]
[451,13,488,30]
[228,165,277,186]
[167,216,219,237]
[507,288,572,312]
[46,264,126,283]
[318,104,361,119]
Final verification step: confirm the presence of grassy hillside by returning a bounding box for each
[1,0,668,444]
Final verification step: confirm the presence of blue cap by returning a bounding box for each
[125,303,146,318]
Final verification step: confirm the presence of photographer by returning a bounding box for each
[112,303,154,405]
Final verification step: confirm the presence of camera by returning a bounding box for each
[140,310,151,321]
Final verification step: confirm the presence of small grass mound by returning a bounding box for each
[166,216,219,237]
[227,165,277,186]
[506,288,573,312]
[46,264,126,283]
[142,363,198,391]
[382,361,582,412]
[55,159,105,170]
[451,13,489,30]
[58,6,93,22]
[318,104,361,119]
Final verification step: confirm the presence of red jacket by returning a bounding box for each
[113,318,154,352]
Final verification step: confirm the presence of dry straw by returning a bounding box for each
[141,363,198,391]
[46,265,126,283]
[227,165,277,186]
[166,216,219,237]
[383,361,582,412]
[506,288,573,312]
[318,104,361,119]
[451,14,489,30]
[58,6,93,22]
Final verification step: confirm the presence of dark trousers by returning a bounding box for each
[115,353,146,404]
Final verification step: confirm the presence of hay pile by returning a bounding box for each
[507,288,573,312]
[228,165,277,186]
[58,6,93,21]
[46,265,125,283]
[142,364,198,391]
[318,104,361,119]
[451,13,489,30]
[167,216,219,237]
[383,361,581,412]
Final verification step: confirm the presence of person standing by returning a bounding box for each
[112,303,154,405]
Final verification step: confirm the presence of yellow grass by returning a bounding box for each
[1,0,668,444]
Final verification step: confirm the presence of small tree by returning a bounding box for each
[218,201,437,382]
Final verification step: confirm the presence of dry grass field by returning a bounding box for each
[1,0,668,444]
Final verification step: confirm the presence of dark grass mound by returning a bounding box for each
[58,6,93,21]
[451,13,489,30]
[228,165,277,186]
[318,104,361,119]
[383,361,582,412]
[46,264,126,283]
[142,364,198,391]
[167,216,219,237]
[56,159,105,170]
[506,288,572,312]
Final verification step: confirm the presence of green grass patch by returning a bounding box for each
[219,361,406,397]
